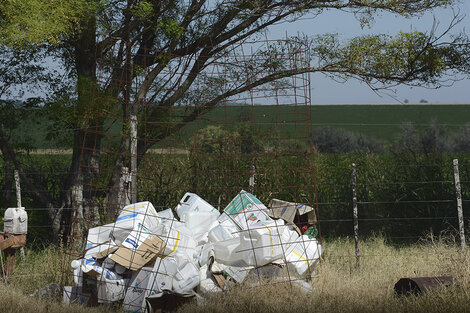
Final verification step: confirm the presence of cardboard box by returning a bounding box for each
[267,199,316,224]
[111,234,165,271]
[221,190,272,230]
[84,241,118,259]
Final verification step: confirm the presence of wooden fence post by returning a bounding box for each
[119,167,131,208]
[453,159,466,250]
[130,114,138,204]
[14,170,25,260]
[249,164,255,194]
[14,170,21,208]
[351,163,360,269]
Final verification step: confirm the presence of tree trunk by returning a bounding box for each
[64,9,101,244]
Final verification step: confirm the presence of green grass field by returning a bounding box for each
[13,104,470,150]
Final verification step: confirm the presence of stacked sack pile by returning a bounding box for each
[65,190,322,312]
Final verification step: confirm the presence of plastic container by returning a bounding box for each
[158,208,175,224]
[208,220,239,243]
[195,243,214,267]
[96,276,128,303]
[198,265,222,293]
[279,223,300,248]
[71,259,84,286]
[173,261,200,294]
[239,222,285,266]
[213,237,244,265]
[154,223,197,262]
[3,207,27,234]
[146,257,178,298]
[285,235,322,277]
[181,211,218,237]
[220,190,272,230]
[81,262,121,280]
[114,264,126,275]
[113,201,160,245]
[175,193,219,219]
[102,256,116,269]
[86,223,114,249]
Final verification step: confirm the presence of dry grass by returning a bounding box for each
[177,235,470,313]
[0,283,117,313]
[2,236,470,313]
[8,245,75,293]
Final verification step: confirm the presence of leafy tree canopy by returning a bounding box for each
[0,0,92,47]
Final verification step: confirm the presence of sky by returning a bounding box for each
[267,1,470,105]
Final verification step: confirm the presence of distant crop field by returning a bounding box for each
[13,104,470,150]
[162,104,470,147]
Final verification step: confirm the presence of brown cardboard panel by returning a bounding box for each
[110,235,166,271]
[268,199,316,224]
[95,245,119,259]
[212,273,226,290]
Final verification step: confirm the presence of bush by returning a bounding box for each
[313,126,383,153]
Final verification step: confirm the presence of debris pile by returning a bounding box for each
[64,190,322,312]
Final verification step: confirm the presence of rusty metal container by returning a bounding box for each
[394,276,454,296]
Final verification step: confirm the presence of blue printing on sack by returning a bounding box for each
[116,212,139,222]
[125,237,139,248]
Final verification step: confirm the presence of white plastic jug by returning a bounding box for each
[154,224,197,261]
[208,220,239,243]
[113,201,160,245]
[285,235,322,277]
[96,276,128,303]
[239,222,285,266]
[81,262,121,280]
[173,261,200,294]
[158,208,175,223]
[146,257,178,298]
[181,211,219,236]
[86,223,114,249]
[102,256,116,269]
[175,193,219,219]
[194,243,214,267]
[213,237,244,265]
[3,207,27,234]
[198,265,222,293]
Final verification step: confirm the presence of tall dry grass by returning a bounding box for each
[1,235,470,313]
[177,235,470,313]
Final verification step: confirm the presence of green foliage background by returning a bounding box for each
[2,104,470,244]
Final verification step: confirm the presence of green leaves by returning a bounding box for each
[157,19,184,38]
[312,27,469,87]
[132,1,154,20]
[0,0,93,47]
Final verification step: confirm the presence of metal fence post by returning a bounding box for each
[453,159,466,250]
[351,163,360,269]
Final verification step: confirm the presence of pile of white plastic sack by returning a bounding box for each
[64,190,322,312]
